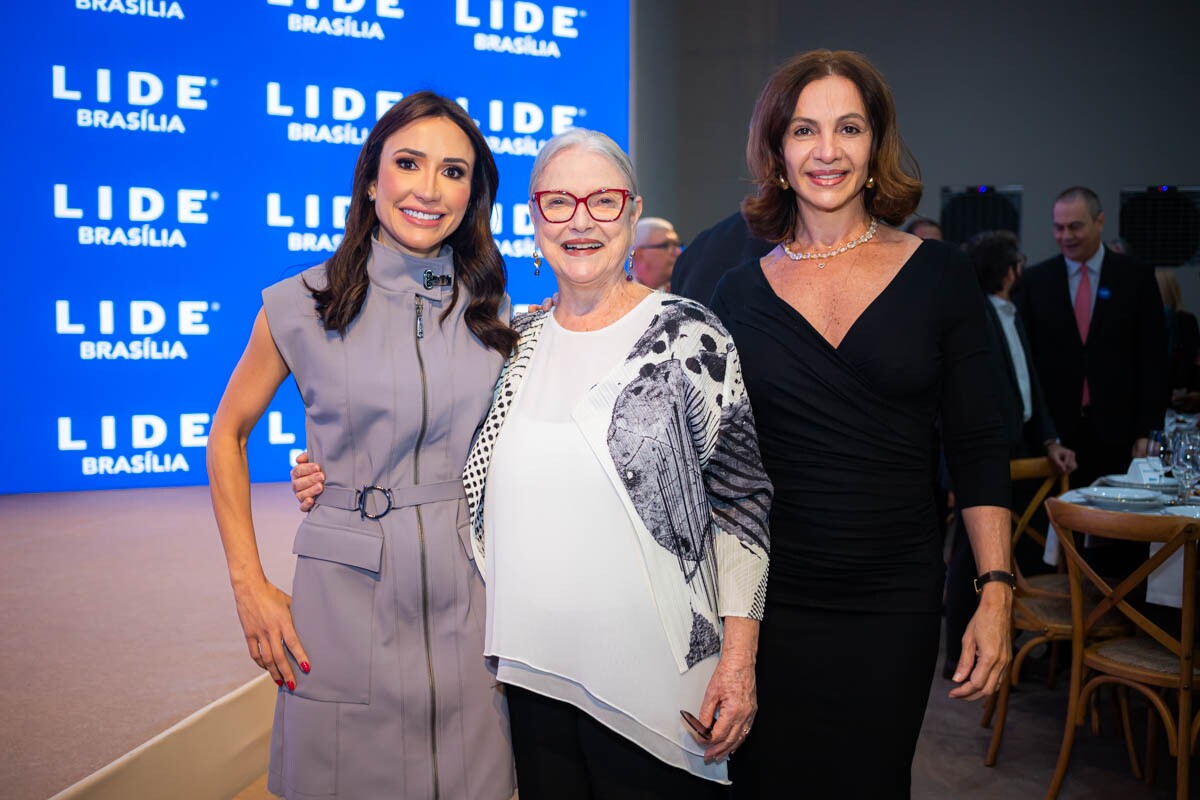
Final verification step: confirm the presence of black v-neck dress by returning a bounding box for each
[710,240,1009,797]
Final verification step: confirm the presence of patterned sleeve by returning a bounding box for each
[695,310,772,621]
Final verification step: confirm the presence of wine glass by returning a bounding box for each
[1170,432,1200,504]
[1148,429,1172,487]
[1147,429,1168,465]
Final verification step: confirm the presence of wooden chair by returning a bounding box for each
[982,458,1128,766]
[1045,498,1200,800]
[1009,457,1071,600]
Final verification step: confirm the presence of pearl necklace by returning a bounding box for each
[782,218,878,268]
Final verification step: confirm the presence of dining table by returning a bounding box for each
[1043,475,1198,609]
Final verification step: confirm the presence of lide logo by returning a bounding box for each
[57,411,300,476]
[265,84,581,154]
[56,299,216,361]
[267,192,352,252]
[52,66,212,134]
[267,0,405,40]
[489,200,537,259]
[266,82,404,145]
[454,0,583,58]
[54,184,212,248]
[74,0,185,20]
[458,95,582,156]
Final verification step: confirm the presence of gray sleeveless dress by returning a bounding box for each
[261,239,514,800]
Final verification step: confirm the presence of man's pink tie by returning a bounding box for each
[1074,264,1091,406]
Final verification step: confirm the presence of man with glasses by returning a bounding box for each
[631,217,682,291]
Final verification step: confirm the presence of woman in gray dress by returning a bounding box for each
[207,91,517,800]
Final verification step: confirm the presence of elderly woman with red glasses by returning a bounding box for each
[459,127,771,797]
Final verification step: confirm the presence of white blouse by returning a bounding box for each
[483,297,726,783]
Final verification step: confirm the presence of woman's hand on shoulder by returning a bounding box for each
[232,575,310,691]
[291,451,325,512]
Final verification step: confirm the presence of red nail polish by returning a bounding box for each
[275,679,284,687]
[301,661,310,673]
[287,680,295,691]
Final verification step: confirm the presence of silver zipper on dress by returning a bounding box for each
[413,293,439,799]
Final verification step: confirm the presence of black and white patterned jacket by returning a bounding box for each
[463,295,772,673]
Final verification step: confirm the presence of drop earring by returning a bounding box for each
[533,249,542,278]
[865,176,876,190]
[776,174,789,190]
[625,248,635,282]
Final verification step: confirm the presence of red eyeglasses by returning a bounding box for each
[531,188,633,223]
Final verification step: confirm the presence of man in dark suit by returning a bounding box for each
[1017,186,1167,488]
[943,231,1078,677]
[972,231,1076,467]
[670,210,772,305]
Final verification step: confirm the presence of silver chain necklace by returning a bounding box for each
[782,218,878,268]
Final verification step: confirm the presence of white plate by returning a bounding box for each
[1078,486,1163,512]
[1103,474,1179,490]
[1163,506,1200,519]
[1080,487,1159,503]
[1085,498,1165,512]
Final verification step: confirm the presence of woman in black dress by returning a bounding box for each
[711,51,1013,798]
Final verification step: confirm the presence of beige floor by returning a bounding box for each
[0,483,300,800]
[235,774,271,799]
[233,653,1186,798]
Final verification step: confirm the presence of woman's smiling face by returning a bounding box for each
[531,146,642,289]
[781,75,874,218]
[370,115,475,258]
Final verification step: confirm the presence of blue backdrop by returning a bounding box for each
[3,0,630,493]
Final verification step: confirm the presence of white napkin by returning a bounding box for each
[1043,523,1059,567]
[1126,457,1165,485]
[1146,543,1185,608]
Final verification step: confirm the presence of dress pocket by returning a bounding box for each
[279,693,338,796]
[288,516,382,704]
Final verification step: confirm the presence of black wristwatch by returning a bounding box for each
[973,570,1016,594]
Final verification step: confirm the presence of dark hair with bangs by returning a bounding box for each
[742,49,923,242]
[305,90,516,355]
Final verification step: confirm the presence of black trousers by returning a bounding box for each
[1066,414,1149,580]
[1065,413,1133,489]
[506,684,729,800]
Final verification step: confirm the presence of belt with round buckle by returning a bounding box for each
[356,485,395,520]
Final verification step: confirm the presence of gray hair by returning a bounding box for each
[1056,186,1102,219]
[635,217,675,246]
[528,128,639,198]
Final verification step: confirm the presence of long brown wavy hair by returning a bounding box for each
[742,50,923,242]
[306,91,516,355]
